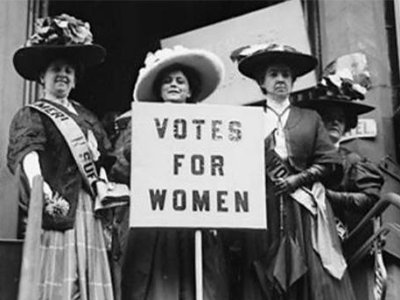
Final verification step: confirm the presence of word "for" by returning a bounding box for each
[173,154,224,176]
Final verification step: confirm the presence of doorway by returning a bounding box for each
[49,1,283,117]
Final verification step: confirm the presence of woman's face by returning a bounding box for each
[41,59,76,100]
[320,106,346,144]
[260,64,294,101]
[160,70,192,103]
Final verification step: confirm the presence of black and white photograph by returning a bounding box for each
[0,1,399,299]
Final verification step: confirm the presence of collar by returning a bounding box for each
[265,96,290,114]
[44,97,77,115]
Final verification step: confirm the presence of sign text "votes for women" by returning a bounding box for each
[130,102,266,229]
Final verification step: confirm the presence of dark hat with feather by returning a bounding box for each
[230,43,318,80]
[298,52,374,117]
[13,14,106,81]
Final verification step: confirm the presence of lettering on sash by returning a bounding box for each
[28,100,98,194]
[265,148,290,180]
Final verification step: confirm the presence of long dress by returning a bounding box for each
[7,99,114,300]
[109,118,229,300]
[227,103,356,300]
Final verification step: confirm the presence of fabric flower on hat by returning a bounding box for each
[320,52,371,100]
[137,47,182,79]
[134,46,224,103]
[143,46,187,70]
[26,13,93,47]
[230,43,270,62]
[297,52,374,119]
[230,42,317,79]
[13,13,106,81]
[230,43,299,63]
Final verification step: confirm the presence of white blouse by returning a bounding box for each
[264,97,291,159]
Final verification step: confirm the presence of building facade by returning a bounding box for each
[1,0,400,299]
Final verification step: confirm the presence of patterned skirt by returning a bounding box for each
[38,189,114,300]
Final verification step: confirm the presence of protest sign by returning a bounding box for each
[130,102,266,229]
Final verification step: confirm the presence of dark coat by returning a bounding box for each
[329,147,384,230]
[249,100,341,172]
[109,118,229,300]
[7,99,112,231]
[230,100,354,300]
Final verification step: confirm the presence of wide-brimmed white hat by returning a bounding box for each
[133,46,224,102]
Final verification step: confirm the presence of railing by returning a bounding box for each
[11,179,400,300]
[345,193,400,265]
[343,193,400,300]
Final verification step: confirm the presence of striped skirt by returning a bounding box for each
[38,189,114,300]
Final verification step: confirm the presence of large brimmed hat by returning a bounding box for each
[13,14,106,81]
[134,46,224,102]
[297,52,374,116]
[230,43,317,80]
[298,88,374,116]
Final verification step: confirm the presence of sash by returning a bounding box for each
[28,100,98,195]
[265,148,316,215]
[310,183,347,279]
[266,148,347,279]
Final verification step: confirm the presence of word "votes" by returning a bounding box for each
[154,118,242,141]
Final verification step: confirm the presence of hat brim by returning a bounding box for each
[297,97,375,115]
[13,44,106,81]
[134,50,224,103]
[238,51,317,80]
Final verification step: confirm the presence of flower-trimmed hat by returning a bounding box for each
[297,52,374,119]
[13,14,106,81]
[230,43,318,80]
[133,46,225,102]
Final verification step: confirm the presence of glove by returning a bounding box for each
[325,189,374,213]
[274,164,329,195]
[42,181,53,201]
[23,151,53,200]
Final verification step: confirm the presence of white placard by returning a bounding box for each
[130,102,266,229]
[162,0,316,105]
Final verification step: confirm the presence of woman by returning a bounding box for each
[297,68,384,236]
[8,14,114,299]
[229,43,355,300]
[109,46,229,300]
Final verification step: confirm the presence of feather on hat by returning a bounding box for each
[297,52,374,116]
[230,43,317,80]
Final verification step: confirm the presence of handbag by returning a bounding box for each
[94,169,130,210]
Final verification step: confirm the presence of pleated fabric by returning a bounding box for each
[38,189,114,300]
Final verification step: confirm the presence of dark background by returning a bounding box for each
[49,1,281,117]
